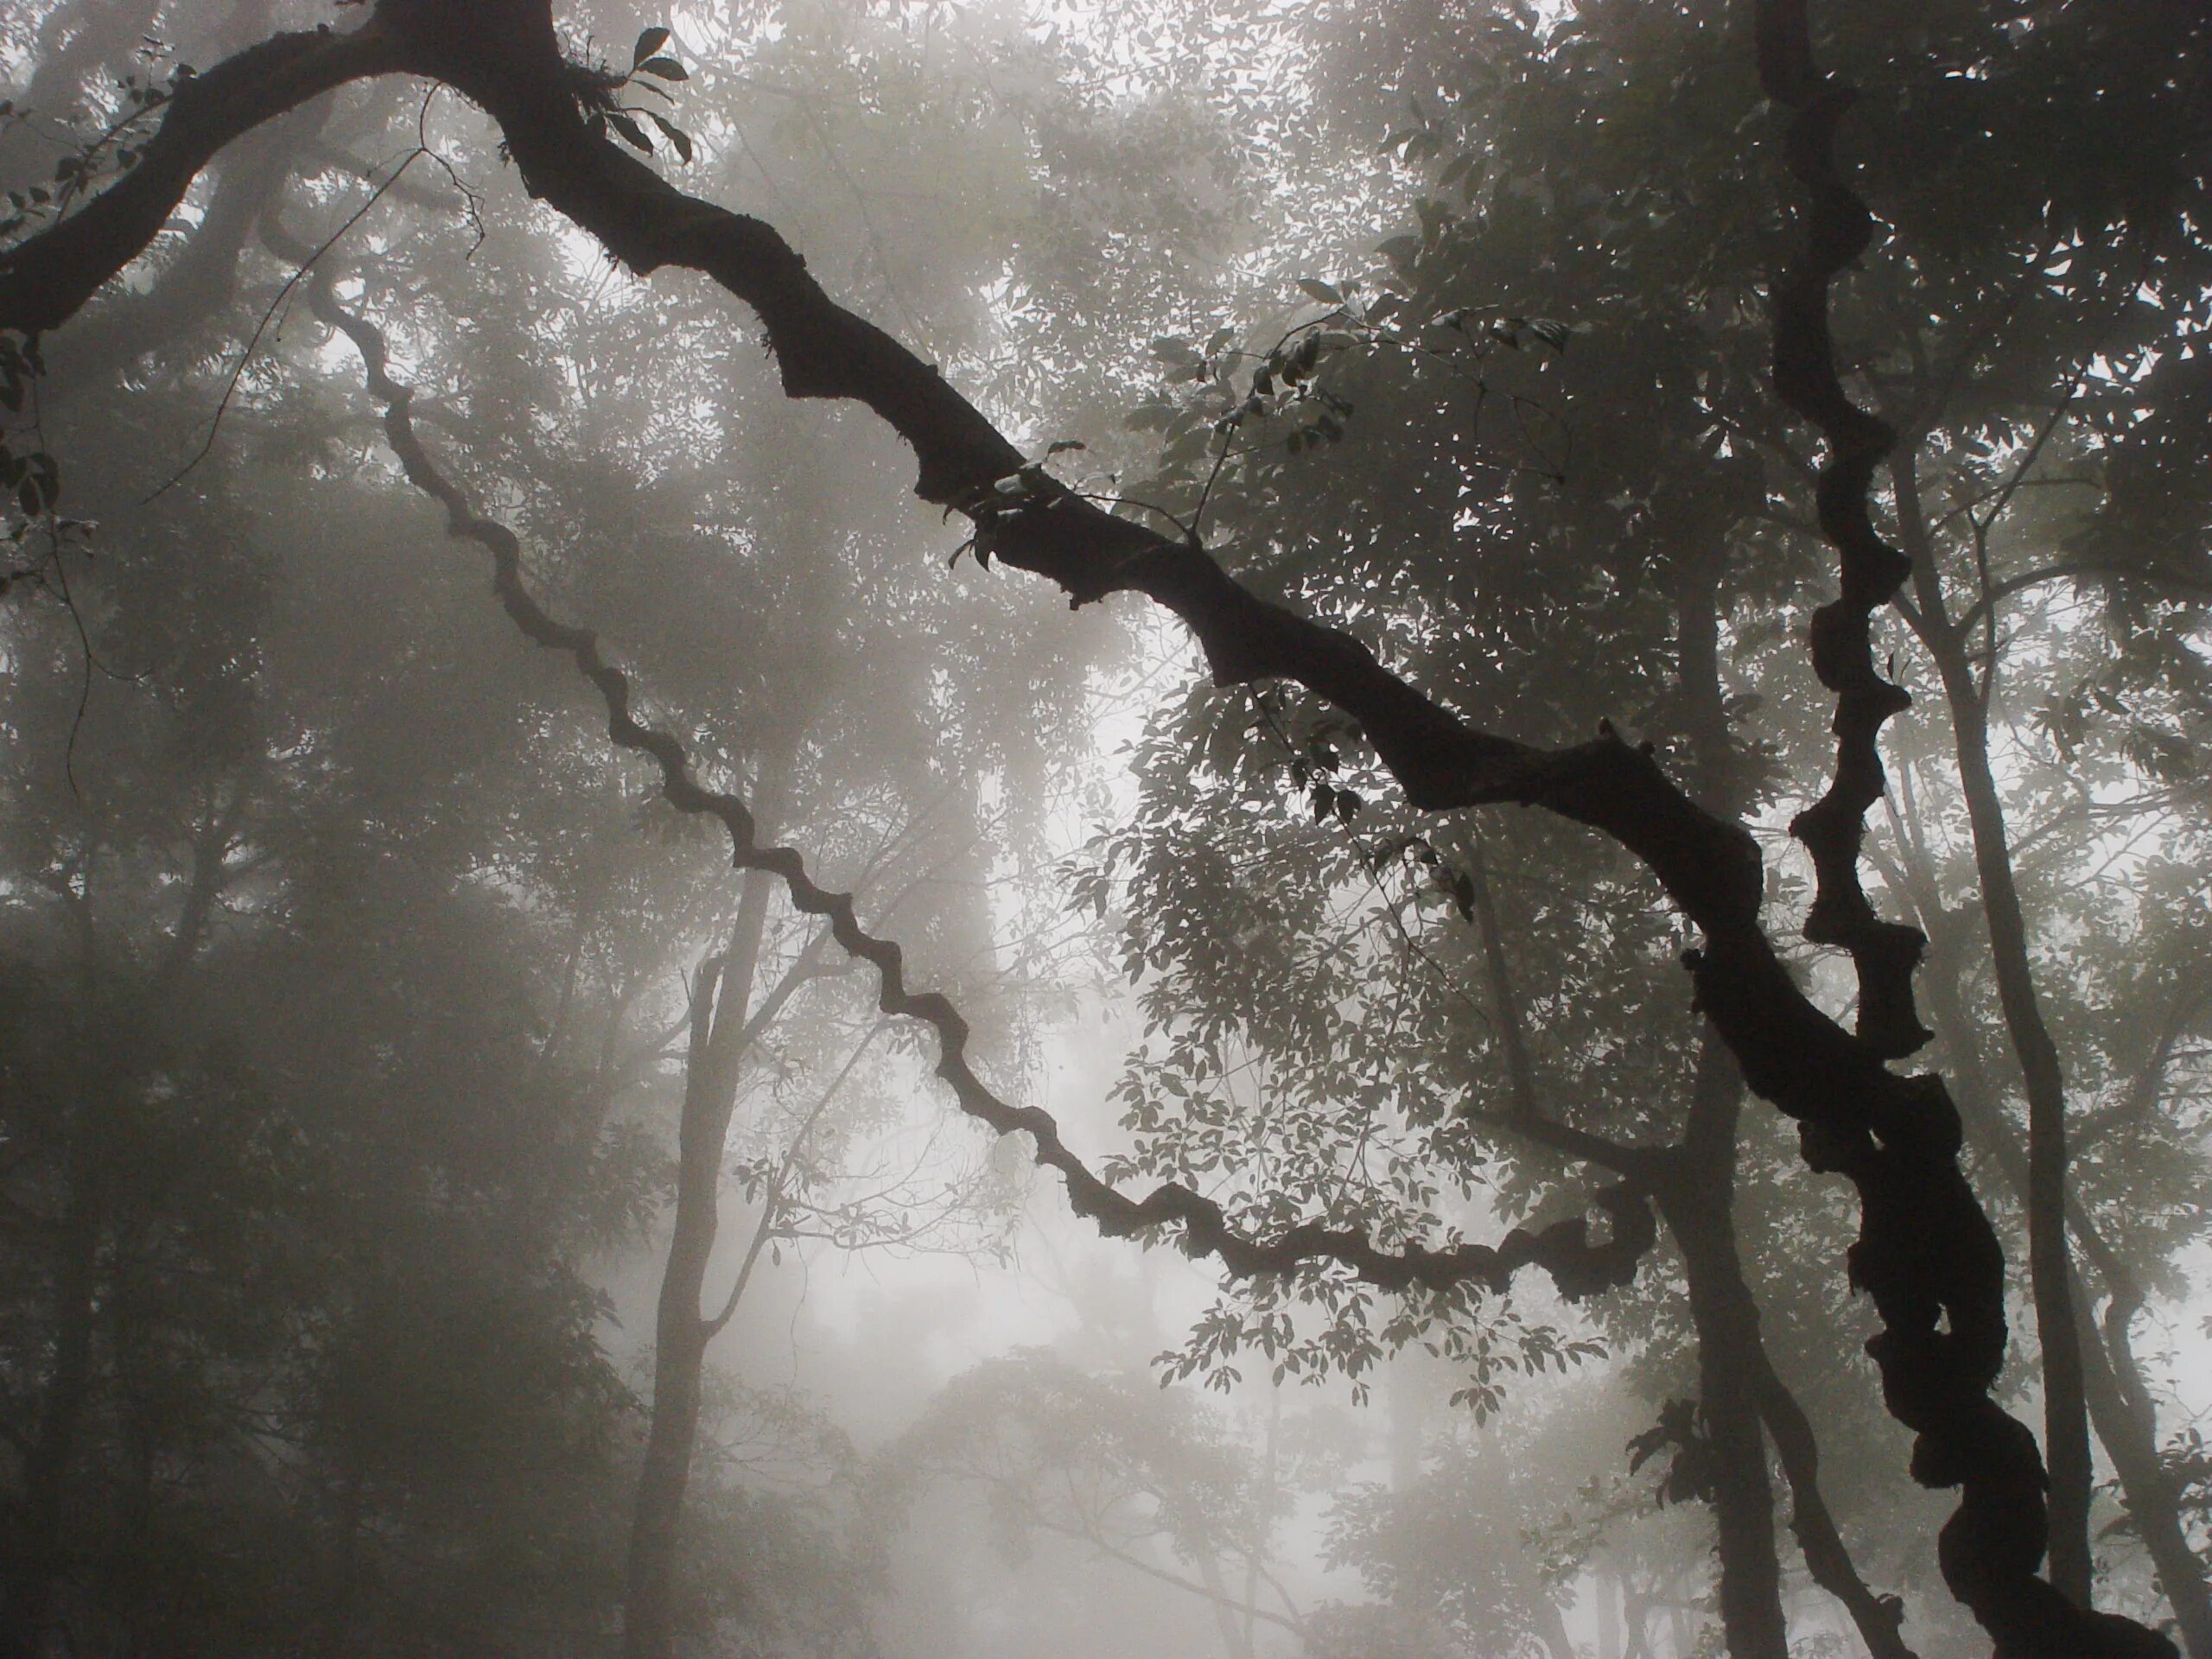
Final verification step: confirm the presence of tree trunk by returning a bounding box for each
[2077,1279,2212,1659]
[621,861,779,1659]
[1656,1039,1792,1659]
[1597,1569,1622,1659]
[1896,454,2094,1606]
[1469,828,1793,1659]
[1535,1594,1580,1659]
[1662,502,1796,1659]
[2,1203,99,1659]
[1894,841,2212,1659]
[1196,1552,1254,1659]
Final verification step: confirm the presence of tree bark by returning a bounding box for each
[1475,516,1912,1659]
[1654,1039,1790,1659]
[1,1201,99,1659]
[1895,454,2094,1607]
[622,849,782,1659]
[1889,823,2212,1658]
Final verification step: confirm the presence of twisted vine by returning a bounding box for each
[281,221,1653,1306]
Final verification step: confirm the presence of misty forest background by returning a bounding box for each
[1,2,2209,1657]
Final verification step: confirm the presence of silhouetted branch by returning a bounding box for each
[0,22,409,330]
[1954,560,2212,639]
[1754,1,1928,1058]
[1751,1354,1916,1659]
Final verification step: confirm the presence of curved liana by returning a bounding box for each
[1755,0,1931,1061]
[287,228,1654,1308]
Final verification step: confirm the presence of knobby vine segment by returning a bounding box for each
[1754,0,1930,1062]
[1751,4,2166,1656]
[0,24,407,333]
[289,220,1655,1309]
[0,3,2175,1653]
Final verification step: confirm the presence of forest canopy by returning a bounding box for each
[1,3,2209,1658]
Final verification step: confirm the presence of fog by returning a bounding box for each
[2,3,2209,1659]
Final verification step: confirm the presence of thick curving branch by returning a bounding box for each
[0,6,2173,1651]
[0,4,1890,1172]
[289,228,1654,1307]
[0,22,408,330]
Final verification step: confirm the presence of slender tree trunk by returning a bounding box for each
[1464,524,1817,1659]
[1597,1569,1623,1659]
[1892,830,2212,1657]
[1668,509,1795,1659]
[1750,1349,1916,1658]
[1893,454,2094,1605]
[2076,1278,2212,1659]
[2,1202,99,1659]
[1471,838,1794,1659]
[621,862,779,1659]
[1534,1595,1579,1659]
[1937,653,2094,1604]
[1385,1355,1426,1493]
[1196,1552,1254,1659]
[1239,1382,1281,1655]
[1656,1039,1791,1659]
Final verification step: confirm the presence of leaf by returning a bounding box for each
[1377,233,1422,270]
[606,111,653,153]
[637,55,688,80]
[647,112,693,163]
[632,26,671,66]
[1529,317,1573,353]
[1296,277,1343,306]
